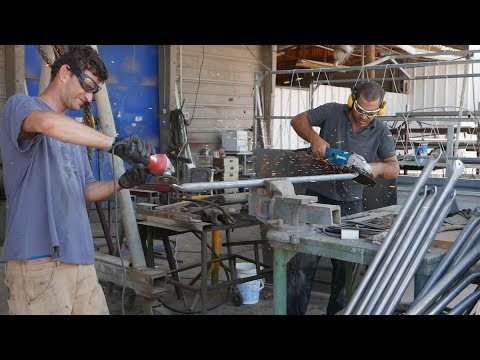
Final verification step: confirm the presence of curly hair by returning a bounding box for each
[50,45,109,82]
[356,82,385,105]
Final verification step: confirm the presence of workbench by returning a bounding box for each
[135,209,271,314]
[268,205,448,315]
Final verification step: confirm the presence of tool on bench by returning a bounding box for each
[296,147,376,187]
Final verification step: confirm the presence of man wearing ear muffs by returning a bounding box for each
[288,81,400,315]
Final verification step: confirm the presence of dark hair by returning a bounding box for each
[356,82,385,106]
[50,45,109,82]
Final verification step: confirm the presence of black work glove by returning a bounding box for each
[118,166,149,189]
[110,134,155,166]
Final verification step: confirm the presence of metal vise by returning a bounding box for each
[248,178,341,244]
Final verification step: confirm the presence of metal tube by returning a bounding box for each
[253,73,259,149]
[379,192,457,315]
[211,230,221,284]
[425,272,480,315]
[344,153,441,314]
[373,161,464,314]
[353,188,429,314]
[171,173,357,192]
[310,73,480,85]
[451,226,480,268]
[359,188,437,314]
[267,58,480,76]
[447,289,480,315]
[412,207,480,306]
[90,45,147,269]
[460,285,480,315]
[454,61,469,157]
[406,243,480,315]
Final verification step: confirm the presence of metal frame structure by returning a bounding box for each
[252,47,480,194]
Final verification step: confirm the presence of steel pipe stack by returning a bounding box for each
[406,207,480,315]
[345,155,465,315]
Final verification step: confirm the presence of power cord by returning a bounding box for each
[111,142,127,315]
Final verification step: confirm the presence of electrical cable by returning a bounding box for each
[111,142,127,315]
[190,45,204,123]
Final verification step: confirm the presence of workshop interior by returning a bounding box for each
[1,44,480,315]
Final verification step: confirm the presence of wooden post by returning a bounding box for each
[366,45,376,79]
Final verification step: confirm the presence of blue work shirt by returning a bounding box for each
[305,103,396,202]
[0,94,96,264]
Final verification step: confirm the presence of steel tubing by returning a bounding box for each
[379,192,457,315]
[357,187,437,315]
[451,225,480,268]
[374,161,464,314]
[447,289,480,315]
[348,189,428,314]
[406,242,480,315]
[360,189,438,314]
[171,173,357,192]
[425,272,480,315]
[412,207,480,306]
[344,153,441,314]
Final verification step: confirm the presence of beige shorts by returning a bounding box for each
[4,258,109,315]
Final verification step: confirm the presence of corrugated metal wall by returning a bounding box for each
[272,85,409,149]
[410,63,480,115]
[177,45,263,152]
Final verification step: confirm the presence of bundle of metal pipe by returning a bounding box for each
[344,154,441,314]
[344,154,465,315]
[406,207,480,315]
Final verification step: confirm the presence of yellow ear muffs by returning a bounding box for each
[347,94,354,108]
[378,100,387,116]
[348,86,357,108]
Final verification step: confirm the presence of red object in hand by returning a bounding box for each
[146,154,168,175]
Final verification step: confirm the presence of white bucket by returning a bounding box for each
[235,262,264,305]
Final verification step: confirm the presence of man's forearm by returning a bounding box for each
[85,180,123,203]
[371,161,400,179]
[25,111,114,150]
[291,112,319,143]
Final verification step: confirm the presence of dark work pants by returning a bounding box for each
[287,190,363,315]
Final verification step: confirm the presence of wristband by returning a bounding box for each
[108,136,118,152]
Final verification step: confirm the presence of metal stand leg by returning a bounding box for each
[162,235,184,300]
[225,229,236,281]
[344,262,354,304]
[211,230,221,284]
[273,248,295,315]
[201,231,208,314]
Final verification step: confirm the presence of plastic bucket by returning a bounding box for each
[414,142,428,157]
[235,262,264,305]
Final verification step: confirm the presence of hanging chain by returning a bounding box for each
[35,45,54,67]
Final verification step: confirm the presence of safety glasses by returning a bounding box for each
[65,60,102,94]
[353,100,380,117]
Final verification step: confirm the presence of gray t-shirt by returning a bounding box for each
[305,102,396,202]
[0,94,96,264]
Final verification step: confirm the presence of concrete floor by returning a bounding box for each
[0,208,330,316]
[1,207,477,316]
